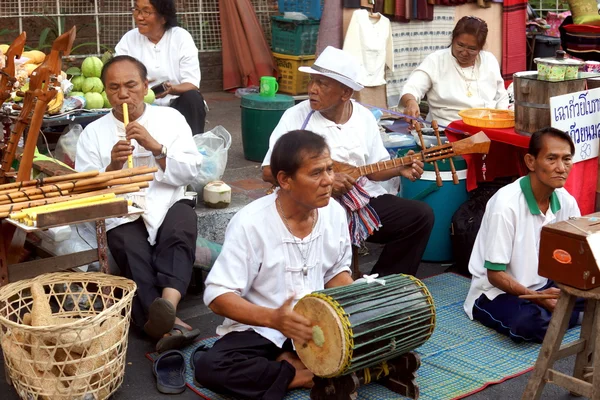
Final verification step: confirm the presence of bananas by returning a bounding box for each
[46,89,64,115]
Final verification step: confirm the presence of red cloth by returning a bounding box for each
[502,0,527,80]
[446,121,597,215]
[219,0,278,90]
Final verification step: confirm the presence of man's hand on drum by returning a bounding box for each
[269,297,313,345]
[331,173,356,197]
[397,151,424,182]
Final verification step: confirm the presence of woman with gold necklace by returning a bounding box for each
[400,16,509,127]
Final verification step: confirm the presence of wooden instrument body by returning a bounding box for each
[0,27,76,184]
[0,33,26,104]
[332,131,490,179]
[539,212,600,290]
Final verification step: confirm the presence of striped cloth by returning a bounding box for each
[336,177,381,247]
[501,0,527,80]
[385,7,456,108]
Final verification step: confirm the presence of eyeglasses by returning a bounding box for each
[131,7,155,18]
[454,42,480,55]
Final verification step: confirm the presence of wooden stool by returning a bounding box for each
[522,283,600,400]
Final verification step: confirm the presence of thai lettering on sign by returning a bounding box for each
[550,88,600,163]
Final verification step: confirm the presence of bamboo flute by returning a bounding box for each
[123,103,134,169]
[69,174,154,194]
[0,170,99,193]
[0,182,148,218]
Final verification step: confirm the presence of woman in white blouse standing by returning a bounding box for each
[400,16,509,127]
[116,0,206,135]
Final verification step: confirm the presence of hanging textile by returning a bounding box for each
[385,7,455,108]
[501,0,527,79]
[316,0,344,55]
[219,0,277,90]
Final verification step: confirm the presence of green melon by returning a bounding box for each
[81,56,103,78]
[71,76,85,92]
[144,88,155,104]
[82,77,104,93]
[101,91,111,108]
[84,92,104,109]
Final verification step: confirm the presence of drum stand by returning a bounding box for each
[310,352,421,400]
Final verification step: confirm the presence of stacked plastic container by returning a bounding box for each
[271,0,324,95]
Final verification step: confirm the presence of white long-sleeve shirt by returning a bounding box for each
[75,105,203,245]
[262,100,390,198]
[401,48,509,127]
[204,194,352,347]
[343,9,394,87]
[115,27,201,107]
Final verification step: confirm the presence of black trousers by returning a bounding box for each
[367,194,434,277]
[170,90,206,135]
[195,331,296,400]
[106,200,198,328]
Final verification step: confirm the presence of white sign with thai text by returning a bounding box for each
[550,88,600,163]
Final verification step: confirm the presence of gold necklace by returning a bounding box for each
[276,197,318,274]
[459,65,476,97]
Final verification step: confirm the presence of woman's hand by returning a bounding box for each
[403,98,421,128]
[155,82,173,99]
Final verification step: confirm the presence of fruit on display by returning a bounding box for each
[84,92,104,109]
[71,75,85,92]
[101,91,111,108]
[46,89,64,115]
[23,64,38,76]
[11,82,28,102]
[81,56,103,78]
[144,88,155,104]
[0,44,8,54]
[70,91,85,98]
[21,50,45,64]
[81,77,104,94]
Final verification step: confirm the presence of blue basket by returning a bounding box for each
[277,0,324,20]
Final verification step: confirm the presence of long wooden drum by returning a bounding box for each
[513,72,586,135]
[294,274,436,378]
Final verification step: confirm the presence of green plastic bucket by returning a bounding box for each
[399,153,468,262]
[240,94,295,162]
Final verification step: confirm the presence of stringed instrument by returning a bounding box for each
[333,131,491,179]
[0,33,26,104]
[0,27,76,184]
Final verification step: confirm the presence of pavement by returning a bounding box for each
[0,92,582,399]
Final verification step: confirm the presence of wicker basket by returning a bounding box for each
[0,272,136,400]
[458,108,515,129]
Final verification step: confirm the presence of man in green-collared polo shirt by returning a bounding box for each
[463,127,583,343]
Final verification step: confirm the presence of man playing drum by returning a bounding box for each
[196,130,354,399]
[463,127,584,343]
[261,46,434,277]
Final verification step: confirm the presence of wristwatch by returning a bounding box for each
[154,145,167,160]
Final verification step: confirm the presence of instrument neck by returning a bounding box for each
[356,153,425,177]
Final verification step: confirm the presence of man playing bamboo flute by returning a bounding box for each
[75,55,203,351]
[196,130,354,399]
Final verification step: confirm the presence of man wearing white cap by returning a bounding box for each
[262,46,434,277]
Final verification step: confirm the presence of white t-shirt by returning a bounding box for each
[401,48,509,127]
[343,10,394,87]
[262,100,390,198]
[464,175,581,319]
[203,194,352,347]
[75,105,203,245]
[115,27,201,106]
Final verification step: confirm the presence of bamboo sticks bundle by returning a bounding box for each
[0,166,156,221]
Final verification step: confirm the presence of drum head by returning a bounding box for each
[293,296,348,377]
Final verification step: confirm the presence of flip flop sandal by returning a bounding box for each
[153,349,186,394]
[190,344,208,387]
[144,298,176,340]
[155,324,202,354]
